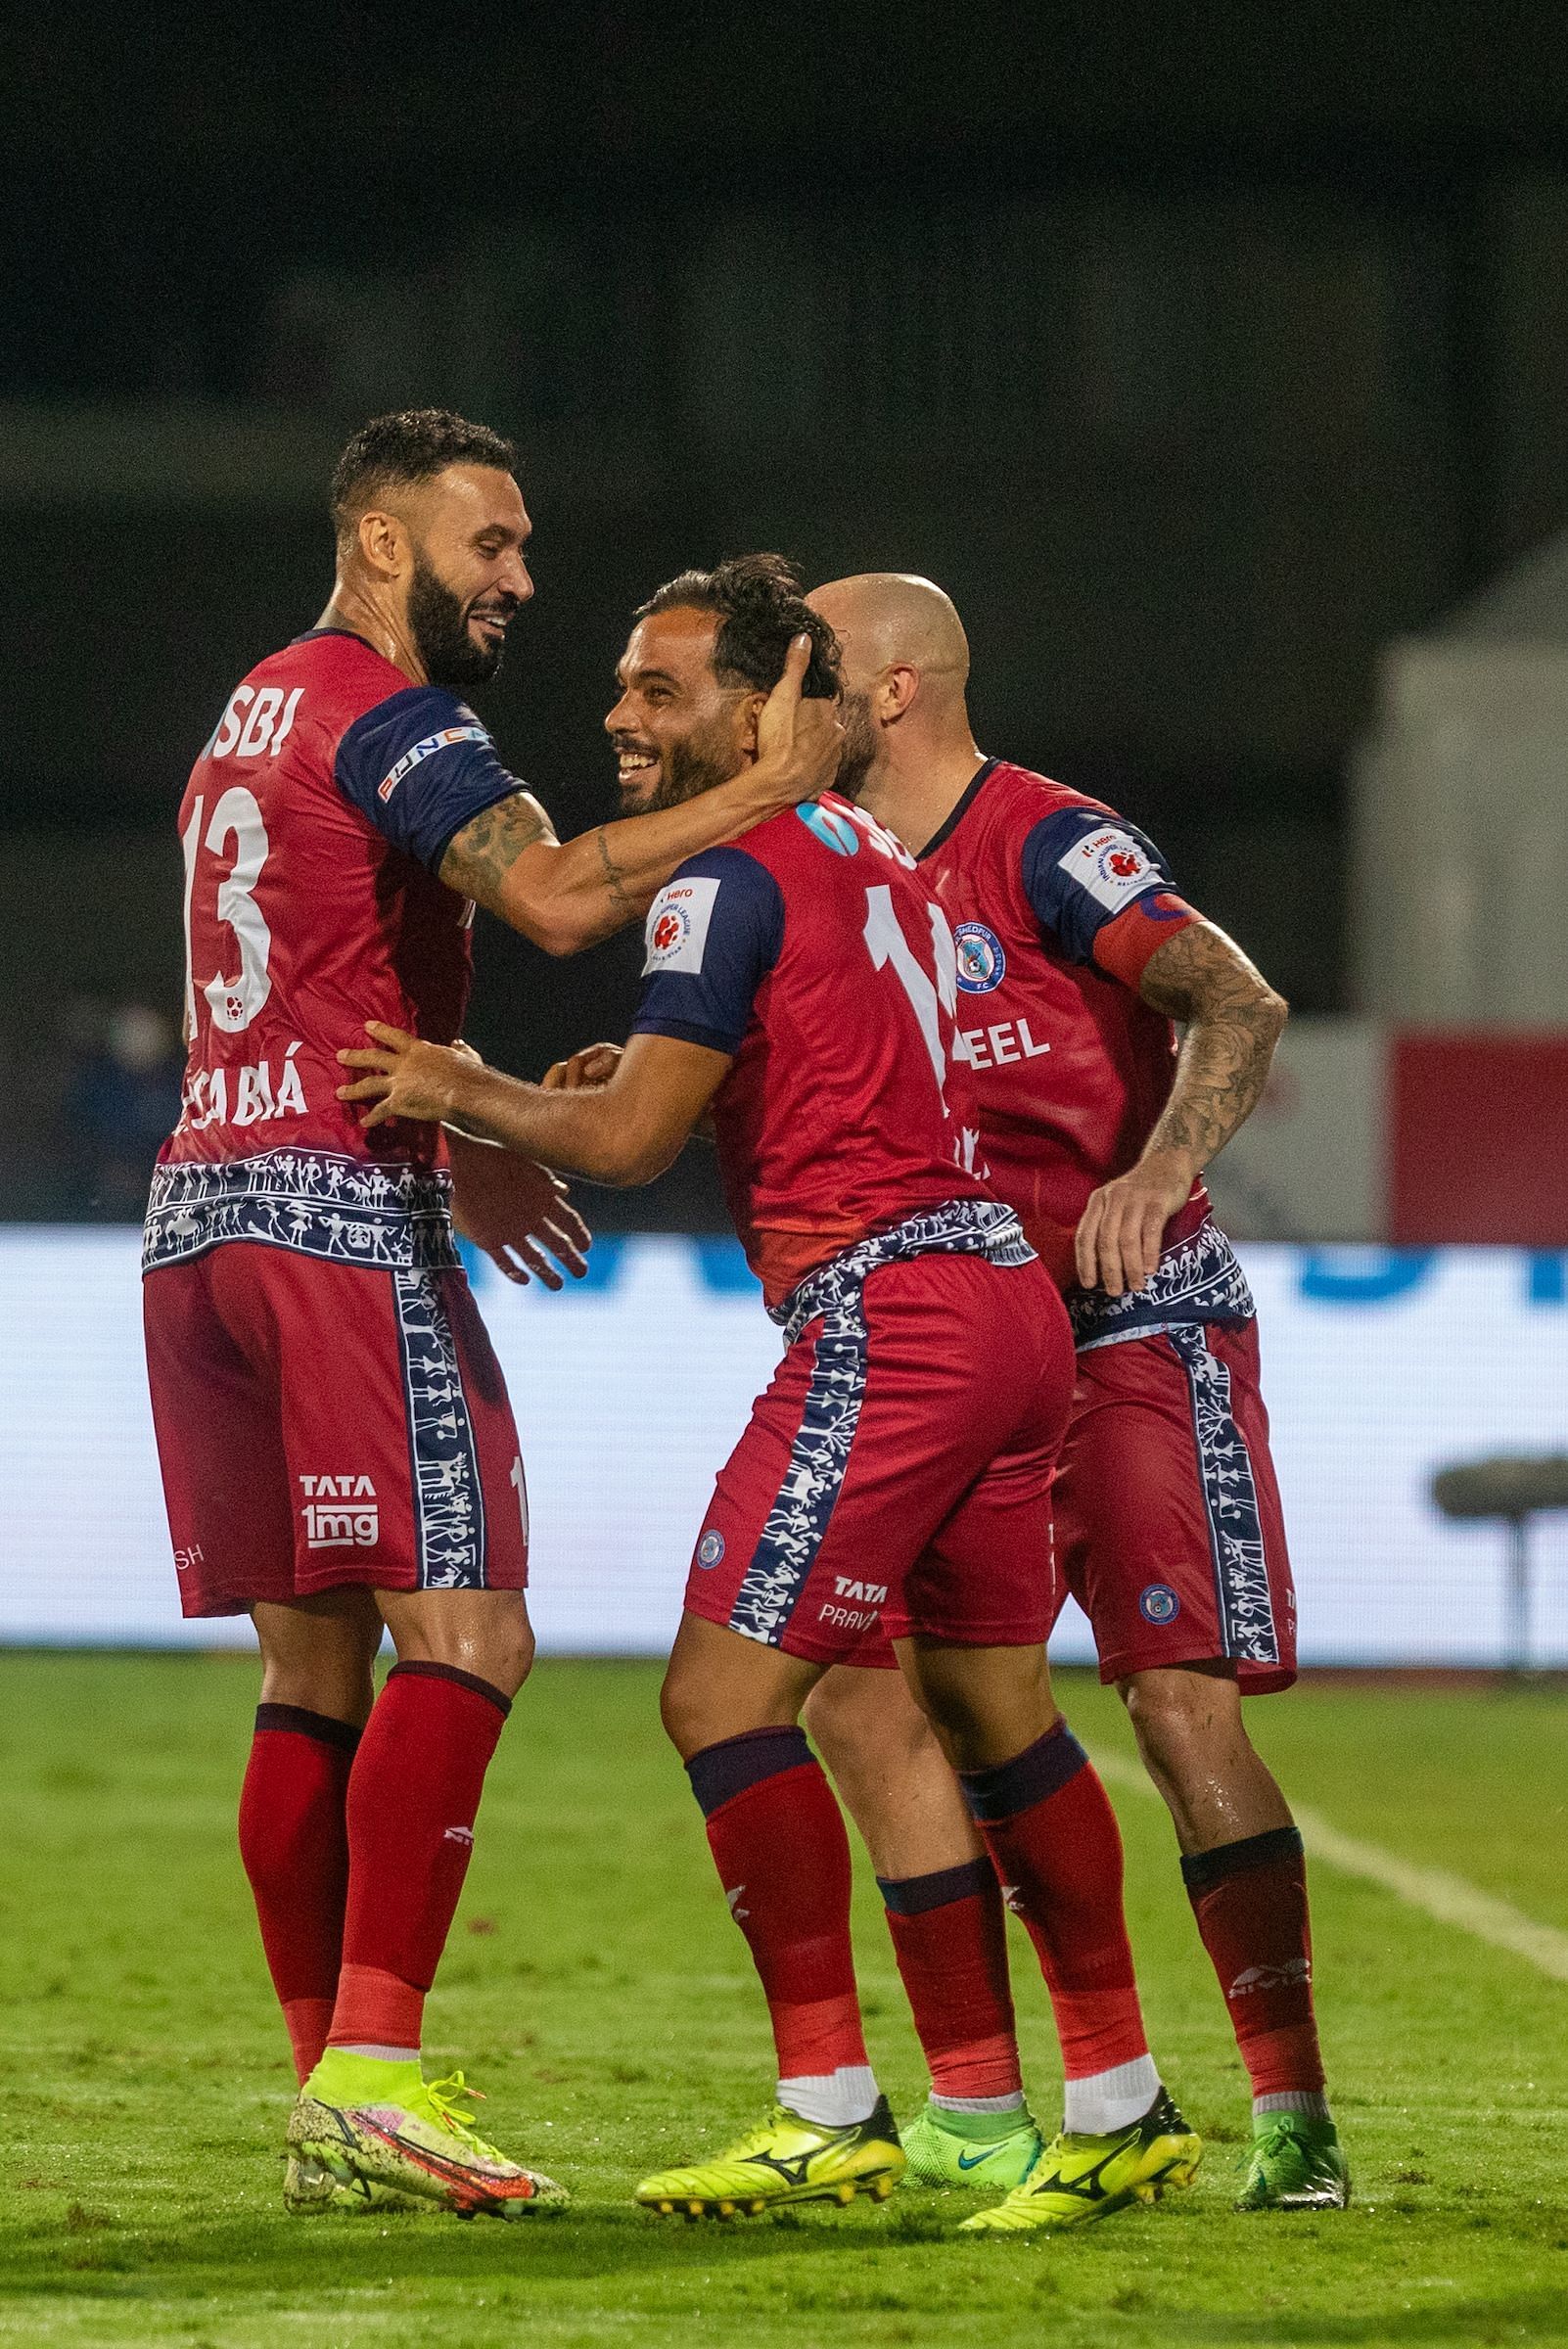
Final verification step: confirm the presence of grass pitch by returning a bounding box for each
[0,1655,1564,2349]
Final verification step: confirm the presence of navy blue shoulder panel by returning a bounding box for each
[334,684,523,872]
[1020,806,1174,963]
[629,847,785,1058]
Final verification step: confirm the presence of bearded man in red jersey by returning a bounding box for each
[796,572,1348,2215]
[340,555,1203,2237]
[142,411,838,2220]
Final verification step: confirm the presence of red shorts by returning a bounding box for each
[683,1251,1073,1666]
[143,1243,528,1617]
[1053,1319,1296,1691]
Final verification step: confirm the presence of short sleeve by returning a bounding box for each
[629,848,785,1057]
[1020,806,1178,965]
[334,684,524,872]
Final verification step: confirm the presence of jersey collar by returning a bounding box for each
[914,757,1000,861]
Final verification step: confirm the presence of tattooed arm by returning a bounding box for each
[438,637,842,955]
[1074,919,1287,1296]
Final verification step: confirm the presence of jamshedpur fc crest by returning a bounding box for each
[953,921,1006,993]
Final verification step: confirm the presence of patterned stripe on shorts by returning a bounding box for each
[728,1198,1035,1648]
[1168,1322,1278,1667]
[392,1268,487,1590]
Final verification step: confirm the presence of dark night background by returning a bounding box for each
[6,1,1568,1220]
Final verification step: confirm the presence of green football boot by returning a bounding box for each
[900,2101,1045,2190]
[288,2051,568,2220]
[961,2087,1201,2234]
[1235,2114,1350,2211]
[635,2096,904,2218]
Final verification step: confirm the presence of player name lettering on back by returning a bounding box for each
[182,1043,308,1130]
[208,684,304,761]
[953,1017,1050,1071]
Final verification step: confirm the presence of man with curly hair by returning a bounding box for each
[339,554,1200,2234]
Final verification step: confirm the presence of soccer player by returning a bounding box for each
[339,554,1202,2235]
[141,411,840,2219]
[794,571,1349,2214]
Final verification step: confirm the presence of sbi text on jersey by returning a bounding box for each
[207,685,304,761]
[1057,824,1159,913]
[643,875,720,974]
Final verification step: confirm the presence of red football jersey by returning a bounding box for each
[916,759,1209,1290]
[631,795,992,1307]
[146,628,527,1273]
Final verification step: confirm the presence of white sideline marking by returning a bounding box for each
[1087,1747,1568,1986]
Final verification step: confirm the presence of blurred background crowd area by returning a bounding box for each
[5,3,1567,1234]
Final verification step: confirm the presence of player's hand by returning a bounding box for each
[445,1128,590,1290]
[541,1042,623,1091]
[1074,1148,1197,1297]
[744,634,845,814]
[337,1022,478,1128]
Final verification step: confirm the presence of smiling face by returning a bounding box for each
[604,606,761,812]
[397,463,533,687]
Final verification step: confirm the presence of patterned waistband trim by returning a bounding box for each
[1065,1217,1254,1351]
[143,1150,459,1274]
[774,1198,1035,1344]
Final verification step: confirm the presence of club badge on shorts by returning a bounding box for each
[1138,1583,1180,1625]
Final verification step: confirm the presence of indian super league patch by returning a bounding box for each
[953,920,1006,993]
[642,875,720,975]
[794,802,860,855]
[1057,824,1158,913]
[1138,1583,1181,1625]
[651,901,691,956]
[697,1529,726,1569]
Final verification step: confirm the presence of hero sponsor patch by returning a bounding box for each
[1057,824,1162,913]
[953,920,1006,993]
[377,723,489,802]
[643,875,721,974]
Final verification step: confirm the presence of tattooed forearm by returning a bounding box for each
[439,792,557,910]
[1136,921,1287,1170]
[594,825,635,921]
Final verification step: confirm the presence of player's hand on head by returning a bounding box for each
[337,1023,476,1129]
[541,1042,623,1091]
[1074,1150,1197,1297]
[749,633,845,812]
[445,1129,591,1290]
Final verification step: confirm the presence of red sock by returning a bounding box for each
[326,1663,509,2055]
[878,1858,1022,2101]
[237,1704,359,2083]
[688,1728,868,2082]
[960,1726,1149,2082]
[1182,1827,1326,2104]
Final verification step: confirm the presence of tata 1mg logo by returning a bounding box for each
[299,1474,379,1549]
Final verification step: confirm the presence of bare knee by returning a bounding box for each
[1120,1664,1244,1776]
[659,1615,819,1762]
[805,1668,935,1779]
[658,1654,794,1761]
[380,1589,536,1702]
[254,1591,381,1727]
[899,1639,1058,1773]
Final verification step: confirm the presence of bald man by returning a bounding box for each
[800,573,1349,2216]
